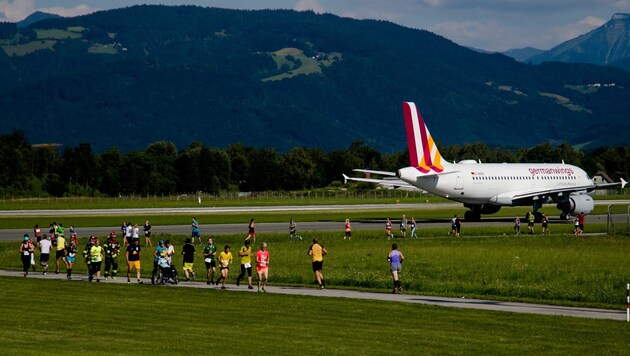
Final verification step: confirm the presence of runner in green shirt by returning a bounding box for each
[203,238,217,285]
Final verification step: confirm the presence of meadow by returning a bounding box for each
[1,277,628,354]
[2,228,629,309]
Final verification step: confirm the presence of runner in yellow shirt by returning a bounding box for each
[308,238,327,289]
[216,245,233,289]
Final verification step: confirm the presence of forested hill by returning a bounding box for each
[1,5,629,153]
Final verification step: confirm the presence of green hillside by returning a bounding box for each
[0,5,629,152]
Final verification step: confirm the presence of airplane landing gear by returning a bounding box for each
[464,210,481,222]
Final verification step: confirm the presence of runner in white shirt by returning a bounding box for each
[38,235,52,275]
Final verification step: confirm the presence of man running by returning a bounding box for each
[289,219,301,241]
[38,235,52,275]
[308,238,327,289]
[203,238,217,285]
[126,238,142,284]
[55,232,67,274]
[181,238,196,282]
[191,217,201,245]
[104,232,120,280]
[236,240,253,289]
[256,242,270,292]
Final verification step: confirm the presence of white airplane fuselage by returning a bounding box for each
[398,162,592,206]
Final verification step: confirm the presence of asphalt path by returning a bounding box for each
[0,269,624,321]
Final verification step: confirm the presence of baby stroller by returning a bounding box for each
[155,257,179,285]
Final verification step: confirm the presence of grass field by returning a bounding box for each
[2,230,629,309]
[1,277,628,354]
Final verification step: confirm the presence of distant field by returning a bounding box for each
[88,43,118,54]
[1,40,56,56]
[35,28,83,40]
[1,277,627,354]
[2,230,628,308]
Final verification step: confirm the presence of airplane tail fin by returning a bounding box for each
[402,102,444,173]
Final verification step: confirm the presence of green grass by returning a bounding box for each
[1,40,56,56]
[1,277,628,354]
[88,43,118,54]
[2,229,629,308]
[34,28,83,40]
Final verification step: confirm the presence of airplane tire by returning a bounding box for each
[464,210,480,222]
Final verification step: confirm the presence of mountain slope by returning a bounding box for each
[17,11,63,28]
[530,13,630,65]
[501,47,544,62]
[0,5,629,153]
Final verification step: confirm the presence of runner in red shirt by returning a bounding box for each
[256,242,270,292]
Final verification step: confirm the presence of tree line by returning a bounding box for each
[0,131,627,197]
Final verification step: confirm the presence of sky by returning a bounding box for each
[1,0,629,51]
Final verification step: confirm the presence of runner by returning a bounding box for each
[55,232,67,274]
[38,235,52,275]
[27,234,36,271]
[344,218,351,240]
[387,243,405,294]
[65,239,78,280]
[236,240,253,289]
[19,235,34,277]
[400,214,408,238]
[191,217,201,245]
[181,238,196,282]
[527,211,535,234]
[410,217,418,239]
[89,238,103,282]
[386,217,393,239]
[203,238,217,285]
[125,223,132,246]
[143,220,153,246]
[104,232,121,280]
[256,242,270,292]
[126,238,142,284]
[289,219,301,241]
[165,240,175,265]
[514,215,521,235]
[449,215,457,235]
[541,213,549,234]
[308,238,327,289]
[245,218,256,243]
[34,224,42,243]
[216,245,233,289]
[132,224,140,241]
[69,225,78,247]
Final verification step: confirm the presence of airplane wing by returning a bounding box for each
[352,169,397,177]
[342,174,421,191]
[490,178,627,205]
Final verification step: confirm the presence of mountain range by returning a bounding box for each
[0,5,629,153]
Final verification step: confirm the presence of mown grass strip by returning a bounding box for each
[1,276,628,355]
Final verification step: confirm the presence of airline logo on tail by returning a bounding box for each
[403,102,444,173]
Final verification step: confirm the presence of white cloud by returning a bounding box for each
[0,1,97,22]
[551,16,606,43]
[39,4,98,18]
[0,0,36,22]
[294,0,324,13]
[429,20,518,51]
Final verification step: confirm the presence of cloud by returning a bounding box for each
[39,4,98,18]
[551,16,606,43]
[294,0,324,13]
[0,0,97,22]
[0,0,36,22]
[429,20,519,51]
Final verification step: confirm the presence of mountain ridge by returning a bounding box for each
[529,13,630,65]
[0,5,628,152]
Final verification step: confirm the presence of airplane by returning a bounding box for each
[344,102,627,221]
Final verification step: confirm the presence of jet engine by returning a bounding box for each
[556,194,594,216]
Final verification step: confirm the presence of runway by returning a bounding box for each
[0,270,624,321]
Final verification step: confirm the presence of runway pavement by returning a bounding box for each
[0,269,624,321]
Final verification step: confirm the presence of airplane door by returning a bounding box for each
[455,174,464,190]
